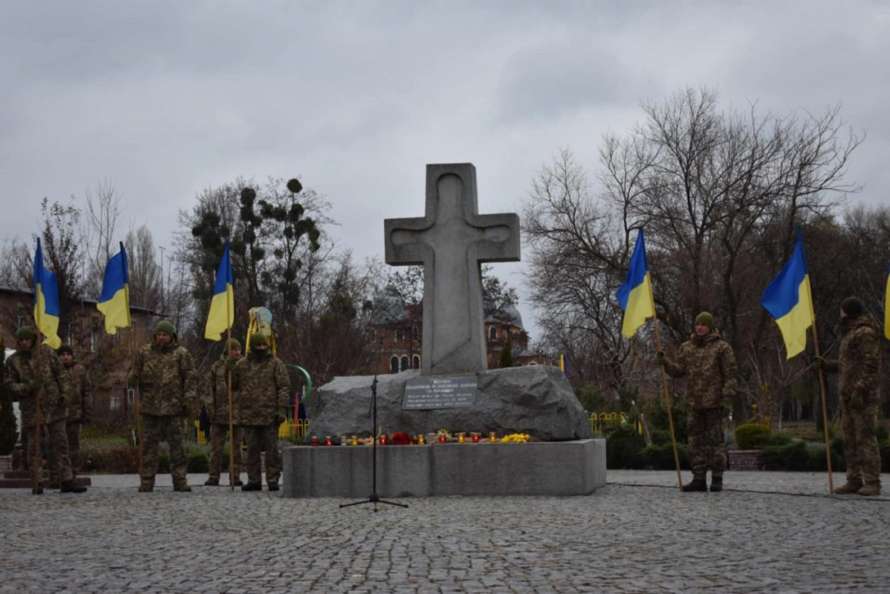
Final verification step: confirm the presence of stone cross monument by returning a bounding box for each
[385,163,520,374]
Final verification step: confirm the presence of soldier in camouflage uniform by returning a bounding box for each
[4,327,86,494]
[658,312,738,493]
[129,320,196,492]
[232,333,289,491]
[203,338,243,487]
[58,345,92,476]
[820,297,882,496]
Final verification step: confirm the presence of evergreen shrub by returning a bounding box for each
[606,426,646,469]
[735,422,771,450]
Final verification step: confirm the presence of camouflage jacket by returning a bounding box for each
[232,352,289,426]
[129,342,196,417]
[204,358,238,424]
[662,331,738,411]
[835,317,881,410]
[62,362,92,422]
[4,345,69,427]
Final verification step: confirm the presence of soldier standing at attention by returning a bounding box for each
[4,327,86,494]
[819,297,882,496]
[204,338,243,487]
[129,320,196,493]
[233,333,289,492]
[58,345,92,477]
[657,312,738,493]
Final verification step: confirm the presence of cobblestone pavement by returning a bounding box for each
[2,471,889,593]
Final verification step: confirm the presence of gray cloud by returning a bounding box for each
[2,1,888,338]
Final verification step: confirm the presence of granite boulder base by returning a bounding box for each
[304,365,592,441]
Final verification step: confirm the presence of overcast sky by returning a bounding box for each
[2,1,888,339]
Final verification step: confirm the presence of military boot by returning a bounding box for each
[682,477,707,492]
[204,477,220,486]
[857,481,881,497]
[709,476,723,492]
[173,482,192,492]
[833,479,863,495]
[267,481,279,492]
[241,482,262,491]
[138,479,154,493]
[32,486,44,495]
[60,481,87,494]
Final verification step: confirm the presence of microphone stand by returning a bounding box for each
[340,376,407,512]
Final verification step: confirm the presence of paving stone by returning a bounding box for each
[1,471,888,592]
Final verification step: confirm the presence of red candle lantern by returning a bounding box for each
[310,435,320,446]
[324,435,333,446]
[437,434,447,444]
[471,433,480,443]
[378,434,388,445]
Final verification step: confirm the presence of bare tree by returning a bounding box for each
[124,225,163,311]
[83,179,122,295]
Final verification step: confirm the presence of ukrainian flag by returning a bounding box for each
[760,236,815,359]
[32,238,62,349]
[616,230,656,338]
[204,242,234,341]
[96,242,131,334]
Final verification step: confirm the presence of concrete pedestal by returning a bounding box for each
[282,438,606,498]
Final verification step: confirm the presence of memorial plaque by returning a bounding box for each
[402,374,478,410]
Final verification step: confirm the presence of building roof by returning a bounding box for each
[0,284,163,316]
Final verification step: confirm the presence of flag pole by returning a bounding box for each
[130,328,144,480]
[652,315,683,490]
[226,299,236,492]
[810,317,835,495]
[645,267,683,489]
[30,333,46,494]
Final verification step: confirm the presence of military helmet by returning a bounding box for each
[15,326,37,341]
[694,311,715,330]
[154,320,177,337]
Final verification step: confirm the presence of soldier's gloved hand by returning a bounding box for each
[655,351,665,366]
[27,380,40,394]
[225,358,237,372]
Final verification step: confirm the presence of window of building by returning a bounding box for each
[400,356,409,372]
[90,330,97,353]
[489,326,497,341]
[412,355,421,369]
[390,356,399,374]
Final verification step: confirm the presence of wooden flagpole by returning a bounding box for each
[226,281,236,491]
[30,334,45,494]
[810,320,835,495]
[646,277,683,489]
[131,329,144,479]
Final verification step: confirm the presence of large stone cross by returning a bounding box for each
[385,163,520,374]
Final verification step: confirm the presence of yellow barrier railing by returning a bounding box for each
[279,419,311,440]
[589,411,644,436]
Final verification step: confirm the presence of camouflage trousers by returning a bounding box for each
[242,424,281,486]
[841,402,881,484]
[66,421,82,476]
[141,414,188,487]
[208,422,242,480]
[37,419,74,485]
[688,408,726,479]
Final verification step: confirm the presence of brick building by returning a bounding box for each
[368,285,553,374]
[0,285,162,423]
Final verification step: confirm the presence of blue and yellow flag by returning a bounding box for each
[761,236,815,359]
[884,267,889,340]
[96,242,131,335]
[204,242,234,341]
[616,230,656,338]
[32,238,62,349]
